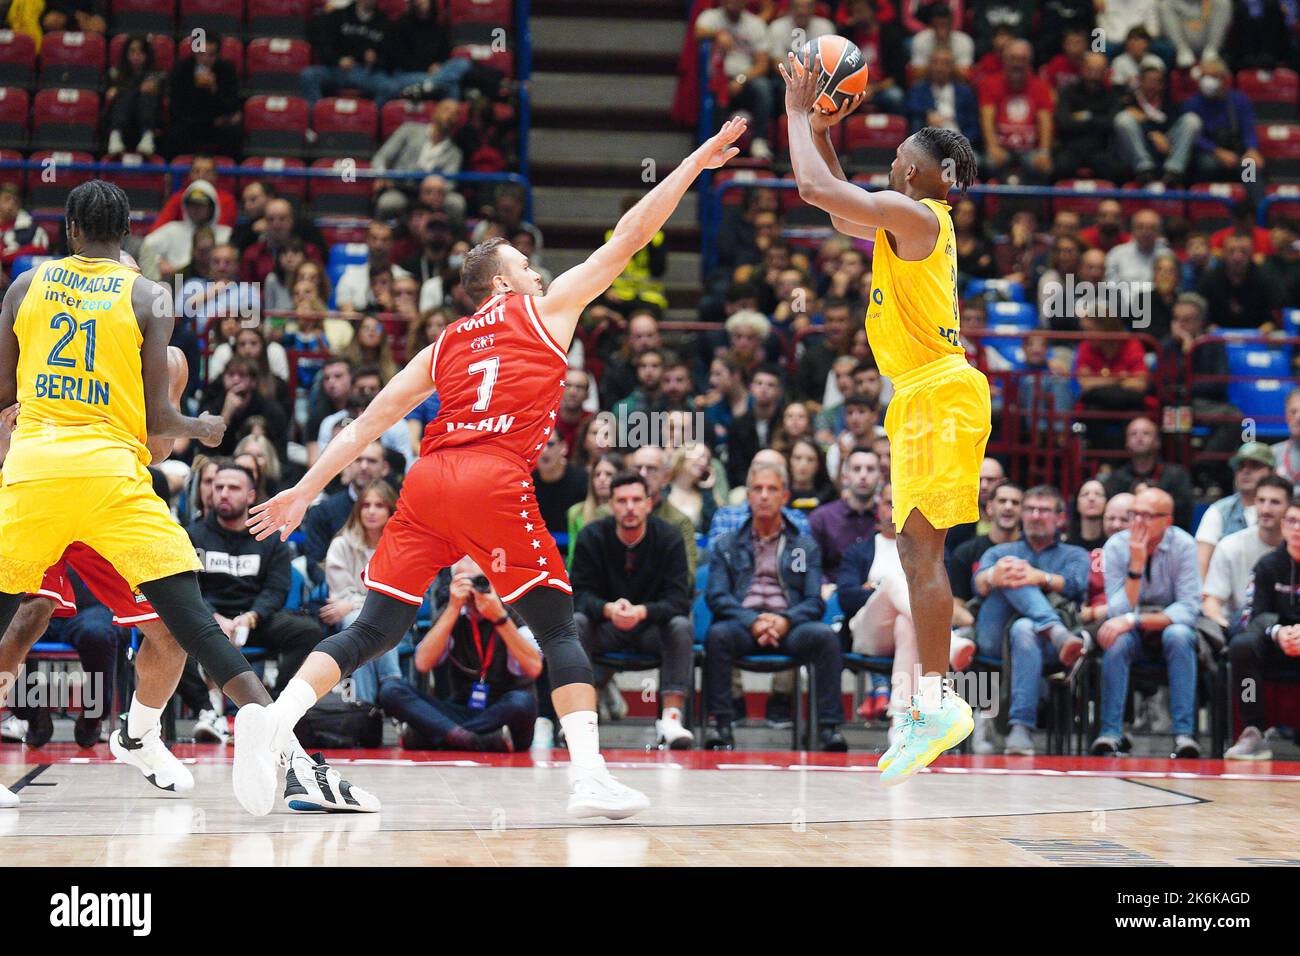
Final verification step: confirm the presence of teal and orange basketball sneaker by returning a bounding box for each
[878,690,974,786]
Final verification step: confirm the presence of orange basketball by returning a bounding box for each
[805,35,869,113]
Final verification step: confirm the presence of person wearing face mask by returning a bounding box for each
[1113,64,1205,186]
[1184,58,1266,203]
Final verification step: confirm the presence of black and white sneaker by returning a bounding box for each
[283,752,380,813]
[109,716,195,793]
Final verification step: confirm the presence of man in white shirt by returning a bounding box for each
[1202,474,1291,631]
[334,221,412,312]
[318,367,416,469]
[696,0,773,160]
[767,0,837,63]
[909,3,974,72]
[1270,386,1300,494]
[1104,208,1167,285]
[1195,442,1277,579]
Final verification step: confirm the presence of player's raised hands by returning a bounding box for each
[693,115,747,170]
[247,486,310,541]
[778,50,820,115]
[811,92,864,135]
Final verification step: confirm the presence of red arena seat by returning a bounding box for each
[31,89,100,152]
[239,155,307,199]
[449,0,511,45]
[308,157,372,216]
[99,152,167,215]
[110,0,178,35]
[843,112,907,171]
[177,32,243,81]
[1235,68,1298,122]
[380,98,433,139]
[26,150,96,210]
[39,31,108,90]
[1118,181,1185,221]
[311,96,378,158]
[1265,183,1300,221]
[0,29,37,87]
[1053,179,1115,217]
[171,153,238,193]
[245,37,311,95]
[246,0,309,38]
[1258,123,1300,181]
[0,86,29,147]
[1188,182,1246,228]
[0,147,23,191]
[450,43,513,78]
[244,95,310,156]
[179,0,245,38]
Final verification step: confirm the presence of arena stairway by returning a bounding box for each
[529,0,702,318]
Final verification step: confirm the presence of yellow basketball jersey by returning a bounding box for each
[4,255,149,482]
[865,197,964,380]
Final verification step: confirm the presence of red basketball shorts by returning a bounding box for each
[30,542,160,627]
[363,448,573,606]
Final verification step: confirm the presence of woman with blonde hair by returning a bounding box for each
[566,452,623,565]
[234,433,282,497]
[343,314,399,383]
[666,442,725,533]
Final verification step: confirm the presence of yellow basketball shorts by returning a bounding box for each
[884,353,992,532]
[0,469,200,593]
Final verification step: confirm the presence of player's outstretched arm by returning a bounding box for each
[248,344,438,541]
[779,52,935,243]
[534,116,747,346]
[134,277,226,446]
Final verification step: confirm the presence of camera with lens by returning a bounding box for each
[470,575,492,594]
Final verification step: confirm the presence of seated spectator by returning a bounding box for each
[707,448,814,546]
[322,480,395,634]
[567,452,623,565]
[767,0,836,68]
[400,559,542,751]
[772,401,814,455]
[611,348,665,417]
[260,237,306,315]
[40,0,106,33]
[1224,491,1300,759]
[373,99,465,205]
[285,261,352,353]
[1195,442,1277,578]
[552,368,594,460]
[1113,66,1203,185]
[300,0,391,105]
[572,472,694,748]
[376,0,471,104]
[318,369,415,470]
[163,37,242,158]
[233,433,283,499]
[1079,493,1135,630]
[1196,231,1281,331]
[1103,417,1196,530]
[725,363,784,489]
[0,183,50,266]
[1074,311,1153,451]
[1093,488,1202,757]
[825,394,883,481]
[1260,219,1300,306]
[907,47,980,147]
[1161,0,1232,68]
[952,198,998,284]
[532,430,589,539]
[198,357,289,457]
[700,353,752,452]
[947,478,1023,635]
[667,441,726,532]
[910,3,975,76]
[978,39,1055,184]
[840,0,906,114]
[794,298,853,406]
[1052,52,1124,182]
[611,445,701,577]
[813,356,861,444]
[208,324,289,392]
[1017,332,1075,439]
[1069,479,1110,551]
[1105,209,1167,285]
[695,0,773,160]
[1145,251,1182,340]
[599,310,661,407]
[975,485,1092,755]
[1039,26,1089,91]
[333,223,412,313]
[946,457,1008,553]
[304,358,353,463]
[189,464,323,695]
[1079,200,1130,253]
[1272,387,1300,494]
[341,316,399,383]
[242,199,324,285]
[303,440,391,565]
[1204,474,1291,641]
[785,438,834,513]
[1109,26,1166,90]
[809,447,881,581]
[839,482,977,743]
[703,458,846,751]
[150,156,238,233]
[723,309,775,383]
[231,180,274,252]
[1184,57,1264,196]
[139,181,230,282]
[180,244,254,339]
[105,34,164,156]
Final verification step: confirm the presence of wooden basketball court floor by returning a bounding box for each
[3,744,1298,866]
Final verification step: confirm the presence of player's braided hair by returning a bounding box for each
[65,180,131,243]
[913,127,978,195]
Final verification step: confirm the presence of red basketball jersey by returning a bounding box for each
[420,292,569,469]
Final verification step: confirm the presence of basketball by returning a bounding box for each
[805,35,869,113]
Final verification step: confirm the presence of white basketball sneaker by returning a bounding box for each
[283,751,380,813]
[567,755,650,819]
[109,717,195,794]
[655,713,694,750]
[0,714,28,742]
[0,783,17,808]
[232,703,285,816]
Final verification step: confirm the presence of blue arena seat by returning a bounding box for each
[11,254,52,278]
[1228,377,1292,439]
[964,278,1028,304]
[986,300,1038,328]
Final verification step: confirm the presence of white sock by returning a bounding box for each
[662,707,682,724]
[208,688,224,714]
[269,678,317,729]
[917,675,943,713]
[559,710,602,771]
[127,696,163,740]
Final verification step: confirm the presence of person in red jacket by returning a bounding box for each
[978,39,1055,183]
[148,155,238,233]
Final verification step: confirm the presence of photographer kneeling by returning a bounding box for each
[387,557,542,751]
